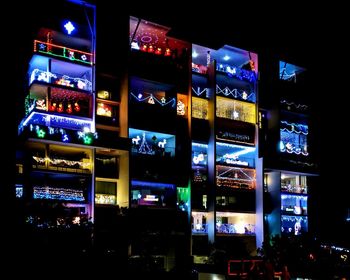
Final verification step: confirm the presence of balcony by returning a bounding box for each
[34,40,93,65]
[24,83,93,120]
[30,68,92,92]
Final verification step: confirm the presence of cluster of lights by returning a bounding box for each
[177,100,186,116]
[216,85,255,103]
[19,112,93,132]
[27,123,97,145]
[216,96,256,123]
[216,223,255,235]
[96,102,112,117]
[216,165,255,189]
[131,41,172,57]
[32,156,91,170]
[49,101,81,114]
[95,194,116,205]
[216,63,257,83]
[191,63,208,74]
[192,97,208,120]
[34,40,93,65]
[130,92,176,107]
[192,167,207,183]
[281,184,308,194]
[281,121,308,135]
[33,186,85,201]
[192,223,208,233]
[30,69,92,91]
[216,130,254,145]
[280,133,308,156]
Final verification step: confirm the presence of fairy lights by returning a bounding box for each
[95,194,116,205]
[32,156,91,169]
[130,92,176,107]
[216,63,257,83]
[33,186,85,201]
[19,112,93,132]
[216,85,256,103]
[30,69,92,91]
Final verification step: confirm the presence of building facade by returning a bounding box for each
[15,0,319,270]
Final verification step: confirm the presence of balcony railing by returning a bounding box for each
[34,40,93,65]
[216,223,255,235]
[192,223,208,234]
[30,69,92,92]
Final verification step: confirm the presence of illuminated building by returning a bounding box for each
[15,3,319,270]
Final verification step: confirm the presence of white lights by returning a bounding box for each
[192,50,198,58]
[64,21,75,35]
[223,55,230,61]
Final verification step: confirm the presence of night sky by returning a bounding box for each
[6,1,349,247]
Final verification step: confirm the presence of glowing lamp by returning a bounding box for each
[164,48,171,56]
[141,44,148,52]
[148,45,154,53]
[155,47,162,55]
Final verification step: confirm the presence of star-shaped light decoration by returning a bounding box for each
[161,97,166,104]
[233,111,239,119]
[64,21,75,35]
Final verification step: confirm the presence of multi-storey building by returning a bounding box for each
[15,1,319,270]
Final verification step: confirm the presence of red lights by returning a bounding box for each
[138,43,172,57]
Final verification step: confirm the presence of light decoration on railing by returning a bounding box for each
[280,121,308,156]
[131,180,175,189]
[25,123,97,146]
[30,69,92,91]
[19,112,93,132]
[192,86,208,98]
[32,156,91,169]
[130,92,176,107]
[33,40,93,65]
[216,85,256,103]
[95,194,116,205]
[35,99,47,111]
[281,184,308,194]
[216,166,256,190]
[280,99,308,111]
[33,186,85,201]
[216,63,256,83]
[192,63,208,74]
[280,121,308,135]
[216,223,255,235]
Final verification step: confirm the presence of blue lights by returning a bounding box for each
[19,112,93,133]
[64,21,76,35]
[131,180,175,189]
